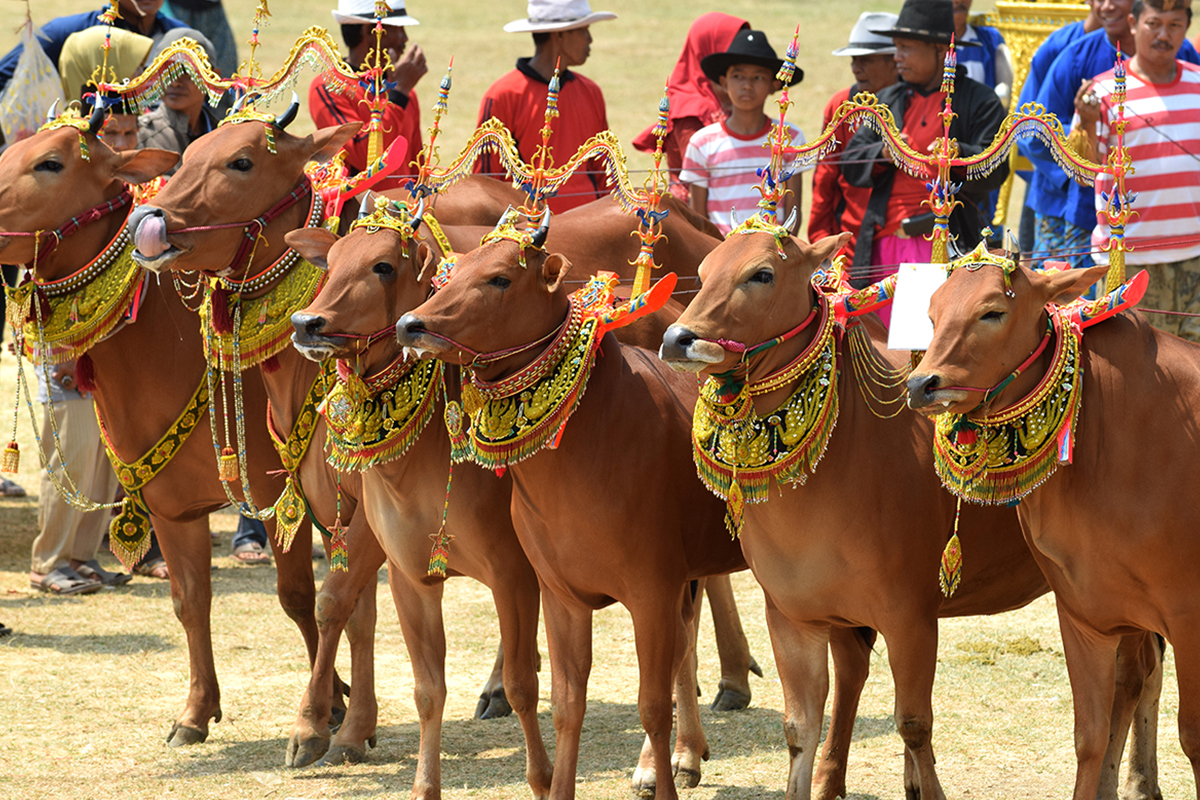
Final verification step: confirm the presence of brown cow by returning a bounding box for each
[394,223,747,799]
[658,231,1159,800]
[906,259,1190,800]
[380,174,527,226]
[0,115,363,748]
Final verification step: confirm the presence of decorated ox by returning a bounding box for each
[286,209,553,796]
[394,214,747,800]
[906,253,1191,800]
[380,174,527,226]
[658,226,1160,800]
[0,109,353,747]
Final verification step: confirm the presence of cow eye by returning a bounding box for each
[372,261,394,276]
[34,160,63,173]
[488,275,511,289]
[980,310,1004,321]
[228,158,253,172]
[748,269,773,285]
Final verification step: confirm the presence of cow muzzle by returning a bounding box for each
[659,324,726,373]
[128,206,182,271]
[905,372,970,413]
[395,313,444,360]
[290,312,342,362]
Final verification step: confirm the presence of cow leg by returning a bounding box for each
[764,597,830,800]
[884,618,944,800]
[1121,635,1163,800]
[705,574,757,712]
[1097,632,1161,799]
[1171,632,1200,795]
[491,575,552,798]
[668,588,708,787]
[386,560,448,800]
[151,515,222,746]
[1057,605,1120,800]
[813,626,875,800]
[474,643,514,720]
[266,515,321,663]
[541,584,593,800]
[628,590,689,800]
[321,519,385,766]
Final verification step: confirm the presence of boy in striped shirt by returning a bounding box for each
[680,29,808,236]
[1072,0,1200,339]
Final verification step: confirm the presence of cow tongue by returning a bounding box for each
[134,215,168,258]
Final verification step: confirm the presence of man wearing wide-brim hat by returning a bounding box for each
[839,0,1008,282]
[809,12,900,254]
[476,0,617,212]
[309,0,428,176]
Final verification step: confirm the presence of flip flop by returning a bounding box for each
[74,559,132,587]
[0,477,26,497]
[232,541,271,564]
[32,566,101,595]
[0,622,11,636]
[133,557,169,580]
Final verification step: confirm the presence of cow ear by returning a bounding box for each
[542,252,572,293]
[113,148,178,184]
[285,228,339,270]
[415,241,436,283]
[1039,264,1110,306]
[808,232,852,266]
[307,122,362,162]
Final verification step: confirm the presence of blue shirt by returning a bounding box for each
[1028,28,1199,225]
[0,9,184,94]
[1017,21,1088,189]
[958,24,1005,88]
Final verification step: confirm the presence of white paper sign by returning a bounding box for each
[888,263,947,351]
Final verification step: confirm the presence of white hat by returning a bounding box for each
[332,0,419,27]
[831,12,898,56]
[503,0,616,33]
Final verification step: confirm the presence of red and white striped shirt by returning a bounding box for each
[1084,61,1200,265]
[680,119,809,235]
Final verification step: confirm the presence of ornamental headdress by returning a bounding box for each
[350,193,426,256]
[479,206,551,269]
[38,101,106,161]
[946,230,1017,296]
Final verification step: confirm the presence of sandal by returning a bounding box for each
[31,566,101,595]
[232,541,271,564]
[0,622,11,636]
[0,477,26,497]
[133,557,169,580]
[74,559,132,587]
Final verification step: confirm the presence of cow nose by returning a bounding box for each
[906,373,940,408]
[395,313,426,346]
[128,206,169,260]
[659,324,698,362]
[291,312,325,340]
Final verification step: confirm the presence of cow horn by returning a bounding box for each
[408,196,425,230]
[782,205,797,232]
[491,205,516,236]
[46,99,60,122]
[275,92,300,130]
[87,99,107,136]
[529,207,551,249]
[358,191,373,220]
[729,209,739,230]
[231,92,249,113]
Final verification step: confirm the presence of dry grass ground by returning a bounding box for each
[0,1,1190,798]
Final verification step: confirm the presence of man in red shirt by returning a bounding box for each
[477,0,617,212]
[309,0,428,176]
[808,12,899,253]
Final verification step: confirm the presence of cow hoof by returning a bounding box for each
[710,686,751,712]
[749,656,764,677]
[675,767,701,789]
[316,737,374,767]
[476,688,513,720]
[632,767,657,798]
[166,722,208,747]
[329,705,346,733]
[286,735,330,768]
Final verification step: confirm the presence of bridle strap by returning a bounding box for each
[0,188,133,268]
[701,305,818,360]
[416,316,567,368]
[943,317,1054,408]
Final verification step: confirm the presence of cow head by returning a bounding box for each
[395,214,571,382]
[288,202,434,368]
[128,100,357,277]
[0,111,177,278]
[906,261,1108,415]
[660,229,849,376]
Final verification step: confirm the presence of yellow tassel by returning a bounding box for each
[427,526,451,579]
[1,441,19,473]
[939,498,965,597]
[725,477,745,539]
[218,447,238,482]
[330,521,348,572]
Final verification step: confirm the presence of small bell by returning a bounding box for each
[218,447,239,482]
[1,441,19,473]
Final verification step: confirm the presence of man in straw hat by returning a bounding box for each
[476,0,617,212]
[309,0,428,175]
[809,12,899,255]
[841,0,1008,283]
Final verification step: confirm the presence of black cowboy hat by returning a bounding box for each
[871,0,980,46]
[700,29,804,86]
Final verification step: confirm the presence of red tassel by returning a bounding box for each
[75,352,96,392]
[211,286,235,334]
[493,466,507,478]
[261,354,281,374]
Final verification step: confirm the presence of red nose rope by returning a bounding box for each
[700,305,818,361]
[411,315,567,368]
[941,319,1053,409]
[0,188,133,268]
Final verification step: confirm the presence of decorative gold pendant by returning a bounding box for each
[109,497,153,570]
[273,476,305,552]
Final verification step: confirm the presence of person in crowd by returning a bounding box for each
[163,0,237,77]
[1074,0,1200,339]
[0,0,183,94]
[29,361,128,594]
[953,0,1013,103]
[1015,0,1102,256]
[476,0,616,212]
[231,514,271,563]
[137,27,222,170]
[841,0,1007,283]
[679,29,806,236]
[1029,0,1198,268]
[310,0,427,176]
[630,12,749,203]
[808,12,899,254]
[58,26,152,158]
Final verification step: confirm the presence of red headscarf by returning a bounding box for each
[632,12,749,152]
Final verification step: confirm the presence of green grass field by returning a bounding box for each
[0,2,1192,799]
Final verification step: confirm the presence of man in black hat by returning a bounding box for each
[841,0,1008,281]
